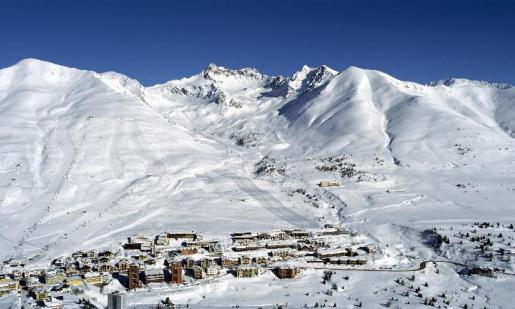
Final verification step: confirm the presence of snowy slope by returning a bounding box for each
[0,59,514,266]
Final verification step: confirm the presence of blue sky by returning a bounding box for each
[1,0,514,85]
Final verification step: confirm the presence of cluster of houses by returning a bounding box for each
[0,225,379,307]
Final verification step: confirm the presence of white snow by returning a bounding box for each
[0,58,514,307]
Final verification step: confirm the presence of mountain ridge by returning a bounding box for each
[4,58,514,90]
[0,58,514,264]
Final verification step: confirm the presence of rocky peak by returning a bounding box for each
[202,63,263,80]
[287,65,338,96]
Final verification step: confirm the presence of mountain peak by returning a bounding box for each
[10,58,79,73]
[287,64,338,95]
[0,58,91,90]
[202,63,263,80]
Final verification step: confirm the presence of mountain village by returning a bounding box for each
[0,225,375,308]
[1,220,514,308]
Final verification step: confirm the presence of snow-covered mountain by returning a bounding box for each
[1,58,514,265]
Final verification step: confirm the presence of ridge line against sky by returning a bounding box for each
[4,58,515,90]
[1,0,514,86]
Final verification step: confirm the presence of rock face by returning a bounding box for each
[202,64,264,80]
[287,65,338,96]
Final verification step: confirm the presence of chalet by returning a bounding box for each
[257,231,288,240]
[101,272,112,284]
[266,241,291,249]
[45,301,63,309]
[116,259,129,273]
[98,263,113,273]
[167,232,197,240]
[290,230,310,239]
[52,258,65,267]
[65,275,82,286]
[296,243,318,251]
[44,271,65,285]
[317,248,354,259]
[235,266,260,278]
[256,232,272,240]
[154,250,164,259]
[327,258,367,265]
[29,286,47,301]
[357,244,377,254]
[191,266,206,279]
[253,256,269,266]
[238,256,252,265]
[87,250,98,259]
[221,257,239,268]
[178,247,198,255]
[126,236,154,252]
[0,287,10,297]
[316,228,345,236]
[233,244,260,252]
[83,272,103,286]
[12,269,23,280]
[25,269,45,277]
[144,269,163,284]
[80,264,93,273]
[272,231,289,240]
[275,265,299,279]
[72,251,86,258]
[123,243,142,250]
[182,240,218,249]
[232,233,257,242]
[0,277,19,296]
[318,180,340,187]
[135,254,150,261]
[64,265,79,276]
[99,250,115,258]
[155,234,169,246]
[208,243,223,253]
[24,276,40,286]
[206,265,219,276]
[302,238,329,247]
[197,258,216,269]
[269,250,296,259]
[231,232,254,238]
[184,258,196,269]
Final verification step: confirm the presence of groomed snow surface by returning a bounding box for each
[0,59,514,307]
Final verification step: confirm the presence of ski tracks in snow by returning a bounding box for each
[128,120,167,176]
[80,208,162,247]
[211,171,319,228]
[11,117,93,257]
[108,118,126,179]
[345,194,425,218]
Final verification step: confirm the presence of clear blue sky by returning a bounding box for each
[1,0,514,86]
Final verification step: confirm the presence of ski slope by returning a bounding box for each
[0,58,514,268]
